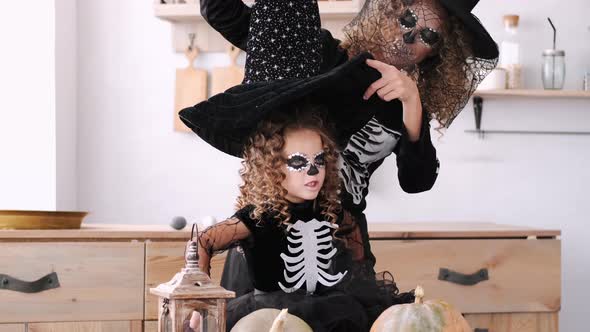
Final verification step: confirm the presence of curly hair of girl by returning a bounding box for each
[236,102,342,226]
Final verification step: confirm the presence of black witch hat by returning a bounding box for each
[179,0,393,158]
[438,0,498,60]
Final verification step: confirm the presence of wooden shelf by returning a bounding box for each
[154,1,362,52]
[154,3,201,23]
[474,89,590,99]
[154,1,361,23]
[468,89,590,137]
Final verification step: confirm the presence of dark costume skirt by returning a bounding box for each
[227,288,369,332]
[222,248,415,332]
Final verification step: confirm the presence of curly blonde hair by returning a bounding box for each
[236,103,342,226]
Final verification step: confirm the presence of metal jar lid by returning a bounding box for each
[543,49,565,56]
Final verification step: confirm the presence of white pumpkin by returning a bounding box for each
[231,308,312,332]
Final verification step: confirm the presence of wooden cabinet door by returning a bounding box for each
[0,325,25,332]
[144,321,158,332]
[371,239,560,314]
[464,313,559,332]
[0,242,144,323]
[27,321,142,332]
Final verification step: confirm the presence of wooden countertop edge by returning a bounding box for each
[369,230,561,239]
[0,223,561,240]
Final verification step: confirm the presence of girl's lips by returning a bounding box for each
[305,181,319,188]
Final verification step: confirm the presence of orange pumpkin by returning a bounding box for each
[371,286,472,332]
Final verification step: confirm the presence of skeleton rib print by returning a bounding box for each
[279,218,347,294]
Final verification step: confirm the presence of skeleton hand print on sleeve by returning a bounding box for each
[339,117,402,204]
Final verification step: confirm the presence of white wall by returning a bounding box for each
[55,0,78,210]
[63,0,590,330]
[76,0,245,225]
[0,2,56,210]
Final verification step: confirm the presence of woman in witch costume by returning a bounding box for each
[200,0,498,128]
[196,0,499,203]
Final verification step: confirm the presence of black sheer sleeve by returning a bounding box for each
[197,217,251,275]
[394,112,439,193]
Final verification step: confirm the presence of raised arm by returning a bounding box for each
[361,58,440,194]
[199,0,251,50]
[394,111,439,193]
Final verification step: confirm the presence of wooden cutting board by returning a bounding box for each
[0,210,87,229]
[211,45,245,95]
[174,47,207,132]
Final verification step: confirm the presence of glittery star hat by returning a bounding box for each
[179,0,393,158]
[242,0,322,84]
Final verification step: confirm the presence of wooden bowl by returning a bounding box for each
[0,210,88,230]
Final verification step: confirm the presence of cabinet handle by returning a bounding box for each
[0,272,60,293]
[438,268,488,286]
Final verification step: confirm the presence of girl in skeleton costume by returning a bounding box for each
[195,107,391,331]
[185,0,499,292]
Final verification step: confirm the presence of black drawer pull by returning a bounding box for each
[474,329,489,332]
[438,268,488,286]
[0,272,60,293]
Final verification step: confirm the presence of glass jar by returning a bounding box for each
[542,49,565,90]
[500,15,523,89]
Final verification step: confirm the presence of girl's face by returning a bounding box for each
[281,128,326,203]
[387,0,447,67]
[344,0,448,69]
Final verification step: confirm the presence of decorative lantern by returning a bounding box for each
[150,224,235,332]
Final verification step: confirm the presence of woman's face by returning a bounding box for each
[281,128,326,203]
[345,0,448,69]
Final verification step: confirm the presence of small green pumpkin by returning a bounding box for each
[371,286,472,332]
